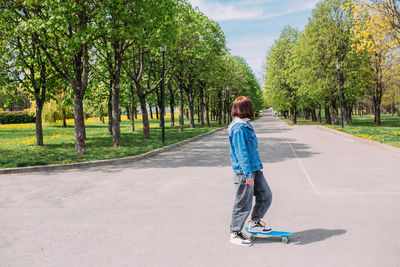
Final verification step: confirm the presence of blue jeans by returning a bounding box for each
[230,170,272,232]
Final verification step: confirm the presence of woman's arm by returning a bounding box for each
[232,128,254,181]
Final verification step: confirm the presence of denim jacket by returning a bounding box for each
[228,117,263,179]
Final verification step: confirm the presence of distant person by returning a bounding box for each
[227,96,273,246]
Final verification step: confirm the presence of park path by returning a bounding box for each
[1,112,400,267]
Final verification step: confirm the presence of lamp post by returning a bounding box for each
[336,61,344,129]
[160,46,167,143]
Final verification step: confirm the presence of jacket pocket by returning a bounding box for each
[246,131,256,142]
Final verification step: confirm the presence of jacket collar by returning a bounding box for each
[228,117,251,134]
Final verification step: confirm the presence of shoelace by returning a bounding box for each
[256,220,265,227]
[250,219,265,227]
[236,232,250,240]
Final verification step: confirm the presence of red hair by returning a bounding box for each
[231,96,254,119]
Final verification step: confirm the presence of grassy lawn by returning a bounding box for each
[281,114,400,148]
[0,115,225,168]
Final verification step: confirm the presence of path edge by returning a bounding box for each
[0,127,227,175]
[311,125,400,155]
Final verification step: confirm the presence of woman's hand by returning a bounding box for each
[246,178,254,187]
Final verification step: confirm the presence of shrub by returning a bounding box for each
[0,111,35,124]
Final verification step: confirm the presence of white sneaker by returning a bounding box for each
[230,232,253,246]
[249,220,272,233]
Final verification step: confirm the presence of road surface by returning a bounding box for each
[1,112,400,266]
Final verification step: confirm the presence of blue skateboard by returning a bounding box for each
[245,227,293,244]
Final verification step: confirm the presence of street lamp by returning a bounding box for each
[160,46,167,143]
[336,61,344,129]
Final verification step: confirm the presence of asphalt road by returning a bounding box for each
[1,112,400,267]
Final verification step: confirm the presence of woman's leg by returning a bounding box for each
[230,173,254,232]
[251,170,272,222]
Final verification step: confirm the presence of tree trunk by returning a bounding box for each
[130,84,135,132]
[200,86,204,127]
[340,93,350,126]
[224,89,231,124]
[73,94,86,154]
[187,92,195,128]
[205,94,210,127]
[325,107,331,124]
[108,88,112,135]
[338,71,350,125]
[197,96,201,124]
[178,87,184,132]
[290,105,297,124]
[332,108,339,125]
[311,109,317,122]
[35,101,44,146]
[223,90,227,124]
[218,91,222,125]
[374,98,381,126]
[168,83,175,126]
[111,76,121,147]
[156,87,160,121]
[331,100,339,125]
[139,94,150,139]
[347,105,353,123]
[149,103,153,119]
[156,106,159,120]
[126,106,130,120]
[318,108,322,123]
[62,108,67,127]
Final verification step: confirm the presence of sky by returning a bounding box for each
[188,0,319,84]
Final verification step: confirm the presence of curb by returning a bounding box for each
[312,125,400,155]
[0,127,227,175]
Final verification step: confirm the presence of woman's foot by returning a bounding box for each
[230,231,253,246]
[249,220,272,233]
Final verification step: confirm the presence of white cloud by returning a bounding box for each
[189,0,263,21]
[189,0,318,22]
[257,0,318,20]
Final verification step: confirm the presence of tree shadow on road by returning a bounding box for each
[37,114,318,174]
[84,132,318,172]
[253,228,347,245]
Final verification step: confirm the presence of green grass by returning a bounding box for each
[0,117,225,168]
[281,114,400,148]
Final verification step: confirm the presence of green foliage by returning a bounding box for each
[28,99,74,123]
[264,27,300,113]
[264,0,376,125]
[228,56,264,115]
[0,0,264,155]
[0,111,35,124]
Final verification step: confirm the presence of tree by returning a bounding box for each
[372,0,400,43]
[264,27,300,124]
[297,0,359,125]
[0,1,57,145]
[172,5,226,129]
[123,0,178,139]
[29,0,98,153]
[349,0,395,125]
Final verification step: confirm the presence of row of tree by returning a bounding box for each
[264,0,400,125]
[0,0,263,153]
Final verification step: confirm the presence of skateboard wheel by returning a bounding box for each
[281,236,288,244]
[250,234,256,241]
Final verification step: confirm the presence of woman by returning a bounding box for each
[228,96,272,246]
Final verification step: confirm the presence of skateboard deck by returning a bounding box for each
[245,227,293,243]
